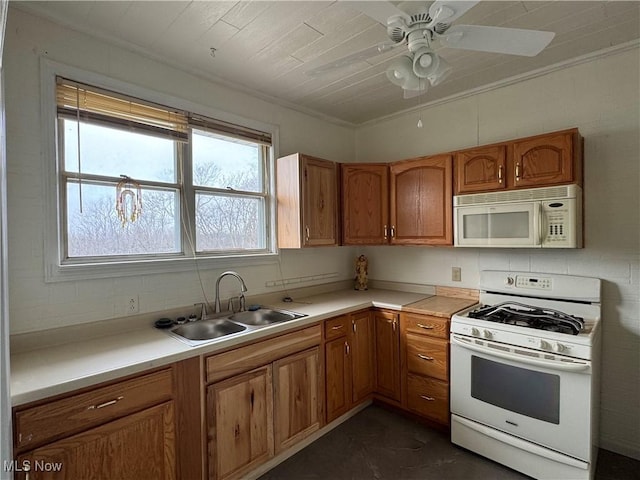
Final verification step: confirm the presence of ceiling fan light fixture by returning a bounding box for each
[412,48,439,78]
[386,56,421,90]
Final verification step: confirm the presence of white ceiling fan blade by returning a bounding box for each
[306,42,398,76]
[440,25,555,57]
[341,1,407,25]
[428,1,480,25]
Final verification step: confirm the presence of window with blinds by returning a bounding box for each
[55,76,274,263]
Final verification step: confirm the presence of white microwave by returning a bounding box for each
[454,185,582,248]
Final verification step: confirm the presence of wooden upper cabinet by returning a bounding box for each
[276,153,338,248]
[341,164,389,245]
[453,128,583,194]
[512,129,582,188]
[389,154,453,245]
[454,145,507,194]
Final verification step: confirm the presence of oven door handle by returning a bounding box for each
[451,335,591,372]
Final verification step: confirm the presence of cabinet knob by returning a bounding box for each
[390,226,395,238]
[498,165,503,184]
[416,323,434,330]
[383,225,388,240]
[419,395,435,401]
[345,341,350,355]
[515,163,521,182]
[305,226,310,243]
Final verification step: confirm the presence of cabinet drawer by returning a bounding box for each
[14,368,173,450]
[406,334,448,381]
[406,374,449,425]
[206,325,322,384]
[403,313,449,339]
[325,315,349,340]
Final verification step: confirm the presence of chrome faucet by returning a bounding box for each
[214,271,248,313]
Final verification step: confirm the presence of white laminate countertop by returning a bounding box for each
[10,288,429,406]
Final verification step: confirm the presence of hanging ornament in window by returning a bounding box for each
[116,175,142,227]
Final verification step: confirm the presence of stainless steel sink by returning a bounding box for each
[171,319,246,342]
[229,308,305,326]
[165,307,306,347]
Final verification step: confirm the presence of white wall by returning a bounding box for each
[3,8,357,334]
[356,47,640,459]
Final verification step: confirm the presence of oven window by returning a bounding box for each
[471,356,560,424]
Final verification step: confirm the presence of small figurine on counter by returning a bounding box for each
[354,254,368,291]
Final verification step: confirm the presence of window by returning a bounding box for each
[54,77,275,271]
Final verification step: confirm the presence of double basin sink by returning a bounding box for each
[166,307,307,347]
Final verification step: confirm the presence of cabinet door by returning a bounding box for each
[273,348,321,454]
[374,311,401,402]
[350,311,375,403]
[512,131,575,188]
[208,366,273,480]
[325,336,350,422]
[18,402,176,480]
[302,157,338,246]
[455,145,507,194]
[389,154,452,245]
[341,164,389,244]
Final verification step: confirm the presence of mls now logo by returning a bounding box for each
[4,459,63,473]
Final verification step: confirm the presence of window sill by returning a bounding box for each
[45,253,280,283]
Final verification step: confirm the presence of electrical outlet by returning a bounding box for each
[452,267,462,282]
[126,295,139,314]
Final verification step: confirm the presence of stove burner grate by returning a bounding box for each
[468,301,584,335]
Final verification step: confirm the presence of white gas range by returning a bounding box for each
[450,270,601,480]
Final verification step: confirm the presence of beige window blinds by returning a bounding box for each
[56,77,272,145]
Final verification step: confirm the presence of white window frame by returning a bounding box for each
[41,59,280,282]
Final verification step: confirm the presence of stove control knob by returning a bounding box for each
[470,327,480,337]
[539,340,551,350]
[555,342,566,353]
[483,329,493,339]
[506,276,515,286]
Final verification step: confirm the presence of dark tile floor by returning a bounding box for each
[260,405,640,480]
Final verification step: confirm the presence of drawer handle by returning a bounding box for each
[417,323,434,330]
[417,354,434,361]
[331,325,344,330]
[420,395,435,402]
[88,396,124,410]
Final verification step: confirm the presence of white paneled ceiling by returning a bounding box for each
[14,1,640,125]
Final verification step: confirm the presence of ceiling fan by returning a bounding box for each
[307,1,556,99]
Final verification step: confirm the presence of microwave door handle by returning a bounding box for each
[539,203,547,246]
[535,203,543,246]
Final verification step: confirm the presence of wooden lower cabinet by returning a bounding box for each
[350,310,375,403]
[273,347,322,454]
[406,374,449,424]
[17,402,176,480]
[208,366,274,480]
[325,334,351,422]
[324,311,374,423]
[206,325,323,480]
[401,313,451,426]
[12,366,188,480]
[373,310,401,402]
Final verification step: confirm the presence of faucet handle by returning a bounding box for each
[194,303,207,320]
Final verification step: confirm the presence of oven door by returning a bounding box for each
[450,334,593,461]
[454,202,540,247]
